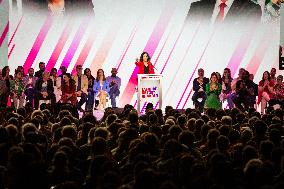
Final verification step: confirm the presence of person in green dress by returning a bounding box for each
[205,72,222,110]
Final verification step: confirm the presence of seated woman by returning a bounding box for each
[269,75,284,109]
[258,71,275,114]
[93,69,110,110]
[10,70,25,109]
[61,73,77,106]
[84,68,95,111]
[205,72,222,110]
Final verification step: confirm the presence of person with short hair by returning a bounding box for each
[35,62,46,78]
[72,65,88,112]
[192,68,209,112]
[106,68,121,108]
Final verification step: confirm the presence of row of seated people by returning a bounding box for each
[192,67,284,114]
[0,63,121,111]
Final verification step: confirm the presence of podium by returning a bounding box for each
[137,74,162,114]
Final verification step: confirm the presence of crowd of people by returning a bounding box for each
[192,67,284,114]
[0,96,283,188]
[0,63,121,111]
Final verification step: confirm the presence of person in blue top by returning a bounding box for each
[93,69,110,110]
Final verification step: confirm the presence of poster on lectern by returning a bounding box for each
[137,74,162,114]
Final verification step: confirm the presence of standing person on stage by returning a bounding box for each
[23,68,37,106]
[106,68,121,108]
[204,72,222,110]
[35,62,46,78]
[93,69,110,110]
[73,65,88,112]
[135,52,155,74]
[258,71,275,114]
[50,68,62,103]
[10,70,25,109]
[84,68,95,111]
[192,68,209,112]
[34,71,56,109]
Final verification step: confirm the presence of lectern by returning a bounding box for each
[137,74,162,114]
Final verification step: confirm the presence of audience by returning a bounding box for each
[0,64,283,189]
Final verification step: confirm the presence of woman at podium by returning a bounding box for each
[135,52,155,74]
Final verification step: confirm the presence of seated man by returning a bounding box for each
[269,75,284,109]
[192,68,209,112]
[73,65,88,112]
[106,68,121,108]
[34,71,56,109]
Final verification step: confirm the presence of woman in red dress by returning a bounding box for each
[61,73,77,105]
[135,52,155,74]
[258,71,275,113]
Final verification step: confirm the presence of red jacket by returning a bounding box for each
[135,61,155,74]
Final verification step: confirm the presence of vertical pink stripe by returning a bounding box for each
[119,0,178,107]
[226,19,259,76]
[71,22,97,75]
[176,28,216,109]
[60,16,91,69]
[0,0,3,5]
[46,20,73,71]
[160,23,186,74]
[23,16,53,71]
[8,44,15,59]
[116,24,139,70]
[8,16,23,47]
[0,22,9,47]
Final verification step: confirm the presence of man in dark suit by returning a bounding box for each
[35,62,46,78]
[34,71,56,109]
[187,0,262,23]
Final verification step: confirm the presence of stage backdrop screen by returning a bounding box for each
[8,0,281,109]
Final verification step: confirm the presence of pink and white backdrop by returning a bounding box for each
[1,0,282,109]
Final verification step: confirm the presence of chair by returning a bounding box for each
[95,96,111,110]
[38,99,50,109]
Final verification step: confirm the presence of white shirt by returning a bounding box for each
[211,0,234,24]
